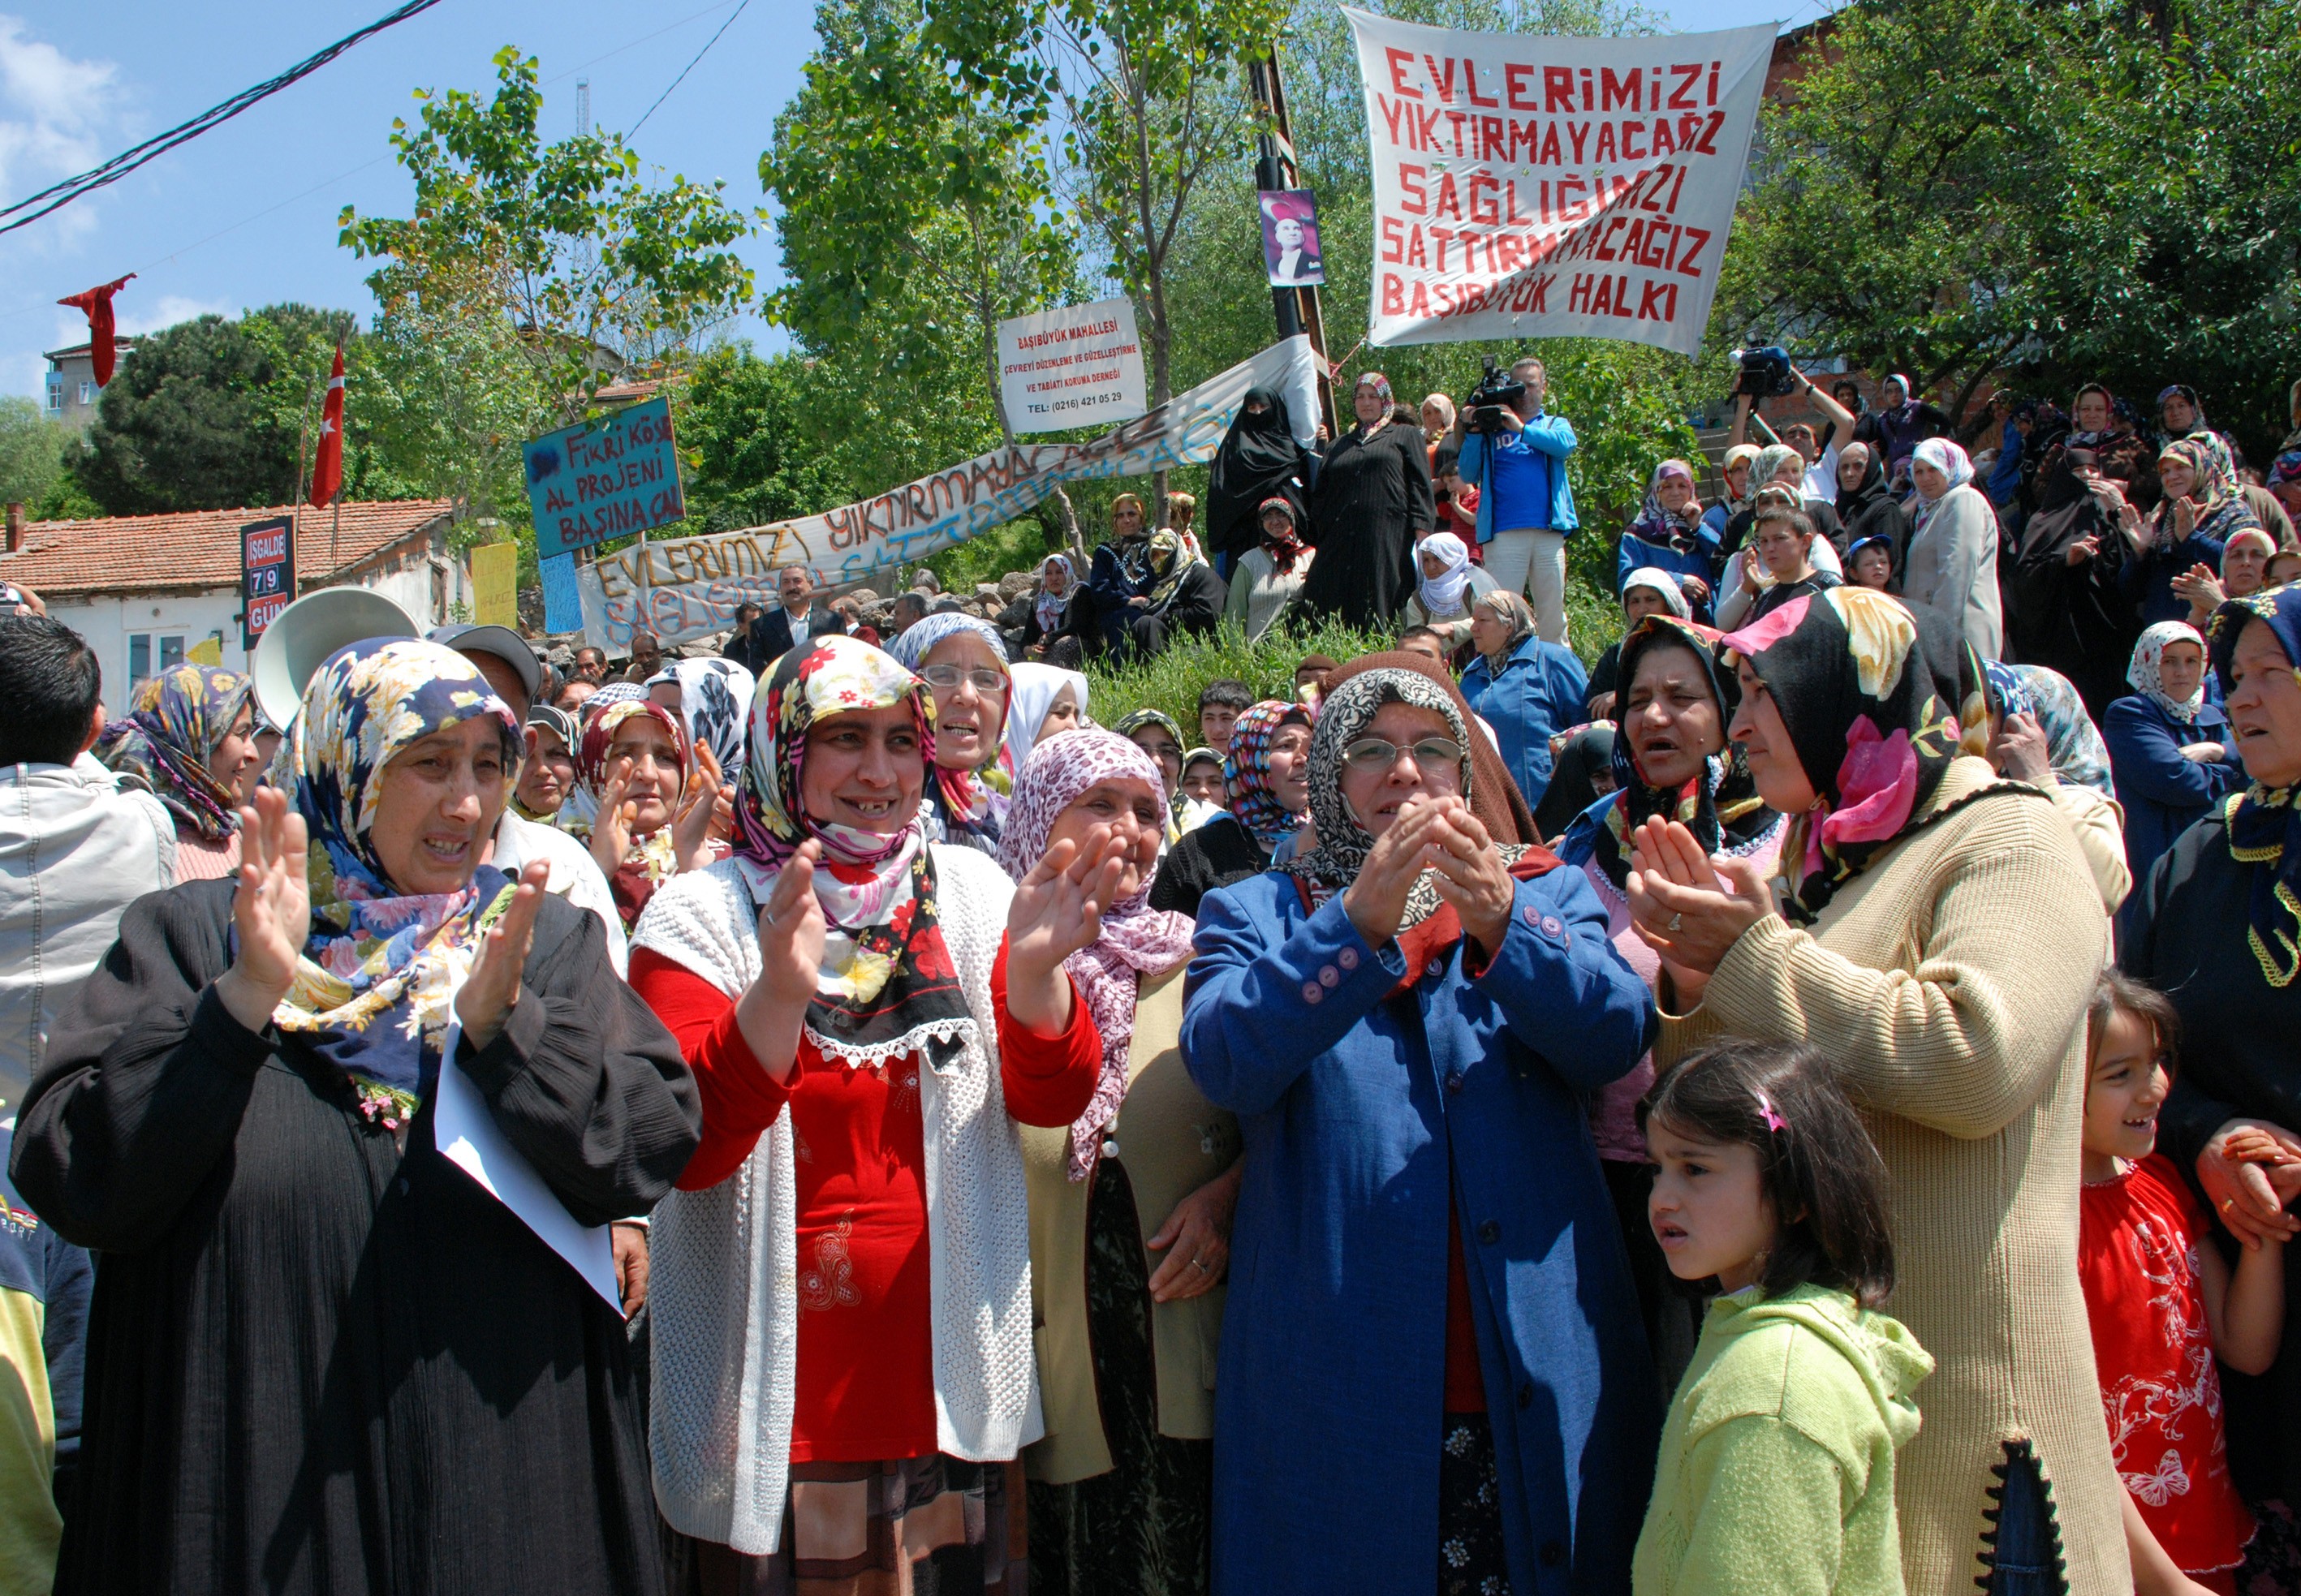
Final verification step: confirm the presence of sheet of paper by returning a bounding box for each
[433,1023,624,1314]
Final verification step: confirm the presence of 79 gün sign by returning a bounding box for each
[524,396,687,561]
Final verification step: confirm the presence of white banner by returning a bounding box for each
[1343,9,1773,355]
[580,336,1317,650]
[998,296,1147,434]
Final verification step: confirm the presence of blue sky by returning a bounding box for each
[0,0,1809,402]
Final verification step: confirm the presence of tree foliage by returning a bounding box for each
[1722,0,2301,462]
[0,398,70,512]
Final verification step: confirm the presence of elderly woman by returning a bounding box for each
[648,656,756,788]
[1902,437,2004,660]
[1302,372,1434,628]
[1180,656,1657,1595]
[2174,523,2277,629]
[1459,588,1589,811]
[1615,459,1721,600]
[1624,583,2126,1594]
[2122,583,2301,1535]
[1150,699,1312,918]
[2105,621,2246,886]
[94,663,261,882]
[1833,441,1910,579]
[1123,530,1226,663]
[1701,441,1760,546]
[887,611,1014,854]
[1555,613,1782,1391]
[1225,497,1316,643]
[12,638,698,1593]
[999,730,1240,1595]
[2122,437,2262,625]
[513,703,580,823]
[631,635,1122,1586]
[1397,529,1498,660]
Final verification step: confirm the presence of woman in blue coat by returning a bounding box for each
[2105,619,2247,884]
[1459,590,1590,814]
[1180,657,1658,1596]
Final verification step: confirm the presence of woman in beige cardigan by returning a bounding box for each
[1621,585,2127,1596]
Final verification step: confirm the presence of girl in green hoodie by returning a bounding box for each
[1634,1037,1933,1596]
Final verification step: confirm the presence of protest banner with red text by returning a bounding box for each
[1344,9,1773,355]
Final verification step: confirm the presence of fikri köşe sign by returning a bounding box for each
[524,396,685,561]
[1342,9,1773,355]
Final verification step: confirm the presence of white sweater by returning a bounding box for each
[633,844,1042,1554]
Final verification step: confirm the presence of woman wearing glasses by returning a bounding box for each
[887,613,1015,856]
[1179,656,1658,1596]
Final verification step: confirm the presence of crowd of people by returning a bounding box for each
[4,361,2301,1596]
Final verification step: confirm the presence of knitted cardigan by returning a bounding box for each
[1657,757,2126,1596]
[633,845,1043,1554]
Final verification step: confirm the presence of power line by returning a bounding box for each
[0,0,447,237]
[630,0,753,136]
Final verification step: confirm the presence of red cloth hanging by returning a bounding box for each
[308,344,345,507]
[56,273,135,386]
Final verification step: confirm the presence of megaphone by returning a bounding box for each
[251,586,420,730]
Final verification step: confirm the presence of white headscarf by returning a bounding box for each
[1004,661,1091,772]
[1620,566,1692,620]
[1911,437,1975,497]
[1414,531,1474,618]
[2127,620,2209,725]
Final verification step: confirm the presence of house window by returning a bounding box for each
[45,378,62,414]
[127,632,187,692]
[78,381,97,406]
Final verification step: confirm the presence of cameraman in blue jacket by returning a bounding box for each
[1454,357,1579,643]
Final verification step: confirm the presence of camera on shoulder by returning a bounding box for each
[1461,359,1528,436]
[1731,345,1800,398]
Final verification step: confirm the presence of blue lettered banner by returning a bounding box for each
[525,396,686,560]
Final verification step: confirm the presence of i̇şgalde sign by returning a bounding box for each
[1342,9,1773,355]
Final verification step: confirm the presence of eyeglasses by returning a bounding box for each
[1341,736,1463,772]
[920,665,1009,695]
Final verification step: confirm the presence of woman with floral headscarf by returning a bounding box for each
[2122,585,2301,1551]
[94,663,261,881]
[1179,657,1656,1596]
[2122,436,2264,625]
[995,729,1239,1595]
[1302,372,1434,628]
[649,656,756,785]
[1149,699,1312,918]
[2105,620,2246,885]
[15,638,697,1594]
[1625,584,2127,1594]
[1614,458,1720,600]
[1003,551,1084,660]
[629,634,1124,1586]
[887,611,1015,854]
[573,696,720,931]
[1902,437,2005,660]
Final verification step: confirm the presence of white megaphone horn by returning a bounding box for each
[251,586,420,730]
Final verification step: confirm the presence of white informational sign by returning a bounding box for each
[578,336,1317,651]
[1342,9,1773,355]
[998,296,1148,434]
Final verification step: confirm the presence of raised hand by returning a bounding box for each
[1626,816,1772,1007]
[588,757,637,875]
[1341,797,1448,949]
[217,786,312,1032]
[1417,797,1515,955]
[455,858,553,1052]
[1006,827,1131,1034]
[673,744,733,869]
[734,841,825,1084]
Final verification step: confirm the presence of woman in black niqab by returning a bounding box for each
[1206,386,1312,566]
[2003,441,2137,720]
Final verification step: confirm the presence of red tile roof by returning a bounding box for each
[1,500,455,597]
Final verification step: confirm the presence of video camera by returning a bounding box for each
[1462,359,1528,435]
[1730,345,1800,399]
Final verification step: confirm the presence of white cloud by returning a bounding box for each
[0,17,119,199]
[113,294,231,336]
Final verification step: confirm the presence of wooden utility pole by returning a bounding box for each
[1247,48,1338,440]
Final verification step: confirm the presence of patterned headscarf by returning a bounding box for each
[1414,531,1475,619]
[1355,371,1394,407]
[1222,699,1311,848]
[1475,589,1539,671]
[1589,615,1778,893]
[575,697,692,927]
[2208,585,2301,984]
[653,656,756,784]
[997,729,1196,1182]
[881,612,1010,846]
[512,703,580,822]
[1985,661,2115,796]
[1721,585,1964,924]
[729,634,970,1056]
[1034,554,1077,635]
[2127,621,2209,725]
[274,639,521,1128]
[1911,437,1975,497]
[1145,529,1195,608]
[1111,706,1190,828]
[94,664,253,842]
[1754,443,1804,493]
[1626,458,1703,547]
[1258,496,1308,575]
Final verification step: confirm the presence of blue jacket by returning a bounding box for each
[1461,636,1591,812]
[1614,527,1720,598]
[1181,871,1658,1596]
[1985,417,2024,505]
[2105,694,2245,887]
[1458,416,1579,540]
[2119,531,2230,626]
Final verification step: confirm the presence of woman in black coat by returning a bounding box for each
[11,638,699,1596]
[2003,441,2139,720]
[1832,440,1911,576]
[1205,385,1314,572]
[1301,372,1433,628]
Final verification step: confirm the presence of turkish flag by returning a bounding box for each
[58,273,135,386]
[308,344,346,508]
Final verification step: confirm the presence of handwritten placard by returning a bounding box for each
[524,397,686,561]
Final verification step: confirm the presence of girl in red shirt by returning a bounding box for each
[631,635,1127,1591]
[2079,971,2287,1596]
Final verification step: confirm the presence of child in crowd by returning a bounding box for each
[1198,678,1252,754]
[1635,1038,1930,1594]
[1179,747,1226,805]
[1847,535,1895,592]
[1293,654,1335,712]
[2269,550,2301,587]
[2079,972,2284,1596]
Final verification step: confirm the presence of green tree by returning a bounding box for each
[0,398,69,510]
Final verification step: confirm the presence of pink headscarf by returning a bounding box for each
[997,728,1196,1181]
